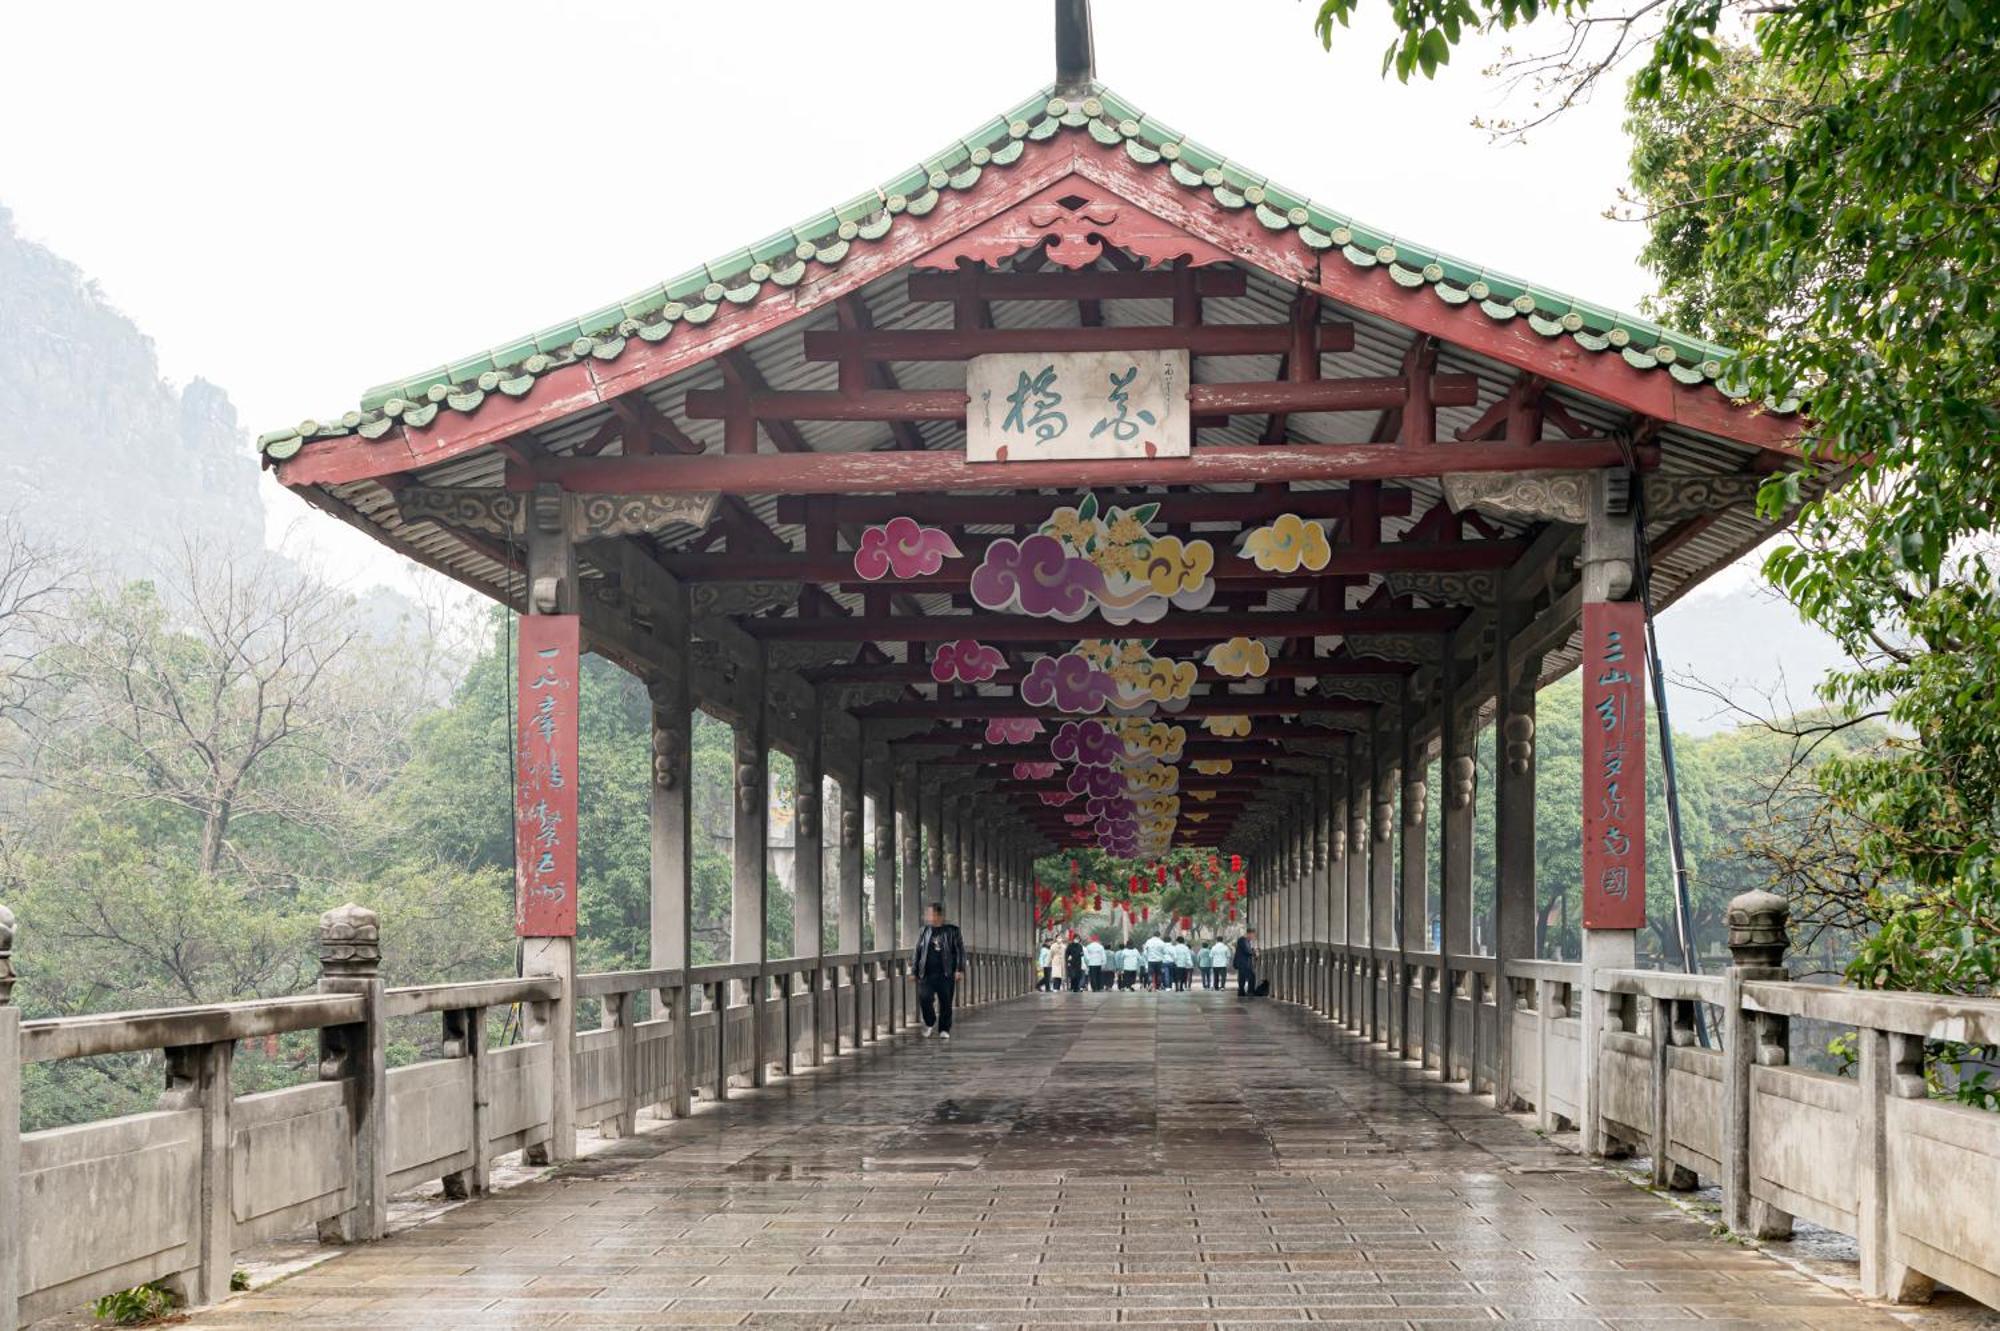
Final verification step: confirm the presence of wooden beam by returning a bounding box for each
[657,537,1526,586]
[771,488,1414,526]
[818,656,1411,684]
[799,321,1355,363]
[539,441,1654,496]
[682,376,1480,423]
[852,695,1375,720]
[743,607,1461,643]
[906,268,1249,302]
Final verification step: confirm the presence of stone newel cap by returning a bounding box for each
[319,902,381,975]
[1726,889,1789,969]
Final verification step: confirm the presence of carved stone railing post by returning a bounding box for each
[1860,1021,1938,1302]
[1,902,21,1331]
[1723,889,1793,1239]
[317,903,387,1243]
[440,1002,491,1199]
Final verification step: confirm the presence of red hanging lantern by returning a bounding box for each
[1070,858,1080,876]
[1092,893,1102,911]
[1141,905,1151,922]
[1129,874,1141,893]
[1228,905,1238,921]
[1235,875,1247,893]
[1156,864,1168,885]
[1230,853,1242,872]
[1208,855,1220,874]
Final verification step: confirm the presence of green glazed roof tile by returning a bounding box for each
[274,79,1762,457]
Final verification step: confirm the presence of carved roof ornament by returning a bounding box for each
[1311,676,1403,706]
[1344,633,1445,664]
[395,487,719,541]
[767,642,855,673]
[1443,470,1592,525]
[919,178,1233,273]
[1385,569,1500,607]
[689,581,800,619]
[1304,712,1371,733]
[1446,470,1783,529]
[828,682,909,712]
[1643,474,1783,522]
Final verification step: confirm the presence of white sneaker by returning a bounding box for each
[921,1025,935,1038]
[940,1032,951,1041]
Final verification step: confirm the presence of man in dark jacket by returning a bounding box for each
[1233,929,1259,998]
[1063,935,1085,992]
[912,902,967,1039]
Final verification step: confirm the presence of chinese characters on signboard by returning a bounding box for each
[515,614,580,936]
[966,349,1190,462]
[1582,600,1647,929]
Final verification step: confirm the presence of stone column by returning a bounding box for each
[793,727,825,1067]
[1345,731,1370,1031]
[837,771,864,1043]
[872,772,896,984]
[1369,707,1399,1042]
[316,903,386,1244]
[899,765,923,1024]
[1493,599,1539,1109]
[1580,469,1639,1157]
[1327,758,1349,1021]
[520,483,578,1160]
[1,902,21,1331]
[1439,677,1477,1084]
[648,665,695,1116]
[731,655,770,1088]
[1399,686,1430,1060]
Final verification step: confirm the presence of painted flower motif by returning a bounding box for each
[1242,513,1333,573]
[1045,507,1095,551]
[930,639,1006,684]
[969,533,1106,620]
[984,716,1046,746]
[1202,714,1253,738]
[1204,636,1271,679]
[852,516,962,581]
[1107,512,1148,544]
[1021,652,1115,714]
[1191,759,1235,776]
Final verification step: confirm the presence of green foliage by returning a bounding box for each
[1312,0,2000,1095]
[91,1281,176,1324]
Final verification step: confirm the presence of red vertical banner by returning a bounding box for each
[1582,600,1646,929]
[515,614,580,936]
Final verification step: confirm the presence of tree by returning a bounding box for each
[1313,0,1999,1088]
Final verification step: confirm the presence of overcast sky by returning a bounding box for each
[1,0,1738,593]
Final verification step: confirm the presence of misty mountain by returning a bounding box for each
[0,204,264,571]
[1654,581,1851,734]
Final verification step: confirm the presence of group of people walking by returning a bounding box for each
[1039,929,1260,996]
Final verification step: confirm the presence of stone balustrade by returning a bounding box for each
[0,901,1032,1330]
[1262,890,2000,1310]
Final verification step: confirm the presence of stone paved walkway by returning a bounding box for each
[187,991,1904,1329]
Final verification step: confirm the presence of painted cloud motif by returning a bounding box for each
[929,639,1005,684]
[852,517,962,581]
[1019,651,1115,714]
[984,716,1046,745]
[1204,636,1271,679]
[1241,513,1332,573]
[1051,719,1120,769]
[1202,714,1253,738]
[968,533,1105,620]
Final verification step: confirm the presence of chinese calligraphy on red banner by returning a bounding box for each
[1582,600,1646,929]
[515,614,579,936]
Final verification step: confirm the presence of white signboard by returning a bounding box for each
[966,349,1190,463]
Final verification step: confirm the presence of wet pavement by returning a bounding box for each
[184,989,1911,1329]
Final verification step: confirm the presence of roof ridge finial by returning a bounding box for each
[1055,0,1096,96]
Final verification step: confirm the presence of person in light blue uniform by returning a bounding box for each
[1172,937,1195,991]
[1119,943,1141,990]
[1204,940,1228,989]
[1142,934,1167,991]
[1082,936,1108,991]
